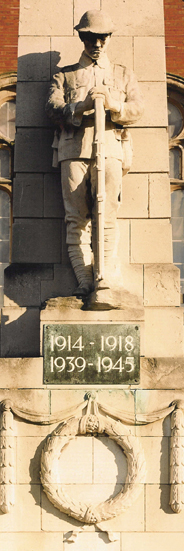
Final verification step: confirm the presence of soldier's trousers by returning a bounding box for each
[61,157,122,286]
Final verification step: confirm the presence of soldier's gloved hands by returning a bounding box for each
[82,91,94,112]
[89,86,121,113]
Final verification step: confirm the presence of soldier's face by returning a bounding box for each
[83,33,111,59]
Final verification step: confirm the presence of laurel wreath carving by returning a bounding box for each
[40,412,146,524]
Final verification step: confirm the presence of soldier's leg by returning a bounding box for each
[61,159,94,294]
[91,157,122,286]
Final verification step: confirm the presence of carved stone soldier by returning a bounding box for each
[46,10,144,305]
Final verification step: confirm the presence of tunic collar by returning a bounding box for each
[79,50,111,70]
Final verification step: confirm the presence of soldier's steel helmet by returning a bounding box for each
[74,10,116,34]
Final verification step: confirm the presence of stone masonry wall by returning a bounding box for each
[1,2,184,551]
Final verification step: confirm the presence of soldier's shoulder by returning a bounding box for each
[60,62,80,74]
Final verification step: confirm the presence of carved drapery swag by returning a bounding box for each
[0,395,183,522]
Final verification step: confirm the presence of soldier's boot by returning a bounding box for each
[68,244,94,298]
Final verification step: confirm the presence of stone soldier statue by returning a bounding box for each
[46,10,144,306]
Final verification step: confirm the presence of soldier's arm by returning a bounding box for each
[46,71,94,129]
[110,67,144,126]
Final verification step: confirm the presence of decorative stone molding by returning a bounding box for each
[0,400,15,513]
[40,398,146,525]
[170,401,184,513]
[1,394,184,517]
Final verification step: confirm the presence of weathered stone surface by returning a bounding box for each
[0,533,63,551]
[41,264,77,303]
[17,435,44,483]
[13,174,44,218]
[144,264,180,306]
[134,82,168,127]
[131,220,172,263]
[51,37,83,76]
[102,0,164,36]
[144,307,184,357]
[4,263,53,307]
[134,37,166,80]
[14,129,53,172]
[130,128,169,172]
[94,436,127,483]
[1,307,40,357]
[16,82,50,127]
[0,358,43,388]
[140,357,184,389]
[12,220,62,264]
[19,0,73,36]
[44,174,65,218]
[64,532,119,551]
[141,436,169,483]
[17,37,50,81]
[149,173,171,218]
[118,174,148,218]
[0,388,50,412]
[146,484,184,531]
[0,485,41,531]
[120,533,184,551]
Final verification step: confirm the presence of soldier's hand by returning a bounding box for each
[89,86,120,112]
[82,91,94,112]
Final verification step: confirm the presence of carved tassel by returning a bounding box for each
[0,401,15,513]
[170,405,184,513]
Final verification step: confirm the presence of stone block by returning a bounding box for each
[102,0,164,36]
[0,533,63,551]
[4,263,53,307]
[130,128,169,173]
[19,0,73,36]
[44,173,65,218]
[144,307,184,357]
[41,483,144,531]
[12,220,62,263]
[17,436,44,483]
[149,173,171,218]
[140,357,184,390]
[46,436,93,483]
[141,436,169,483]
[16,82,50,127]
[64,532,120,551]
[13,174,44,218]
[0,388,50,413]
[144,264,180,306]
[134,37,166,81]
[94,436,127,483]
[146,484,184,531]
[131,220,172,263]
[41,264,77,303]
[15,417,56,438]
[14,129,53,172]
[121,263,143,298]
[51,37,83,76]
[17,37,50,81]
[118,174,148,218]
[1,307,40,357]
[120,533,184,551]
[0,485,41,532]
[117,219,129,265]
[134,82,168,127]
[0,357,43,388]
[106,37,133,68]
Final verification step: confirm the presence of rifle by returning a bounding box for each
[94,96,106,282]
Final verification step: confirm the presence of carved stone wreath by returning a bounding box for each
[40,411,146,524]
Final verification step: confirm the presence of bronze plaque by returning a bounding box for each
[43,324,140,385]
